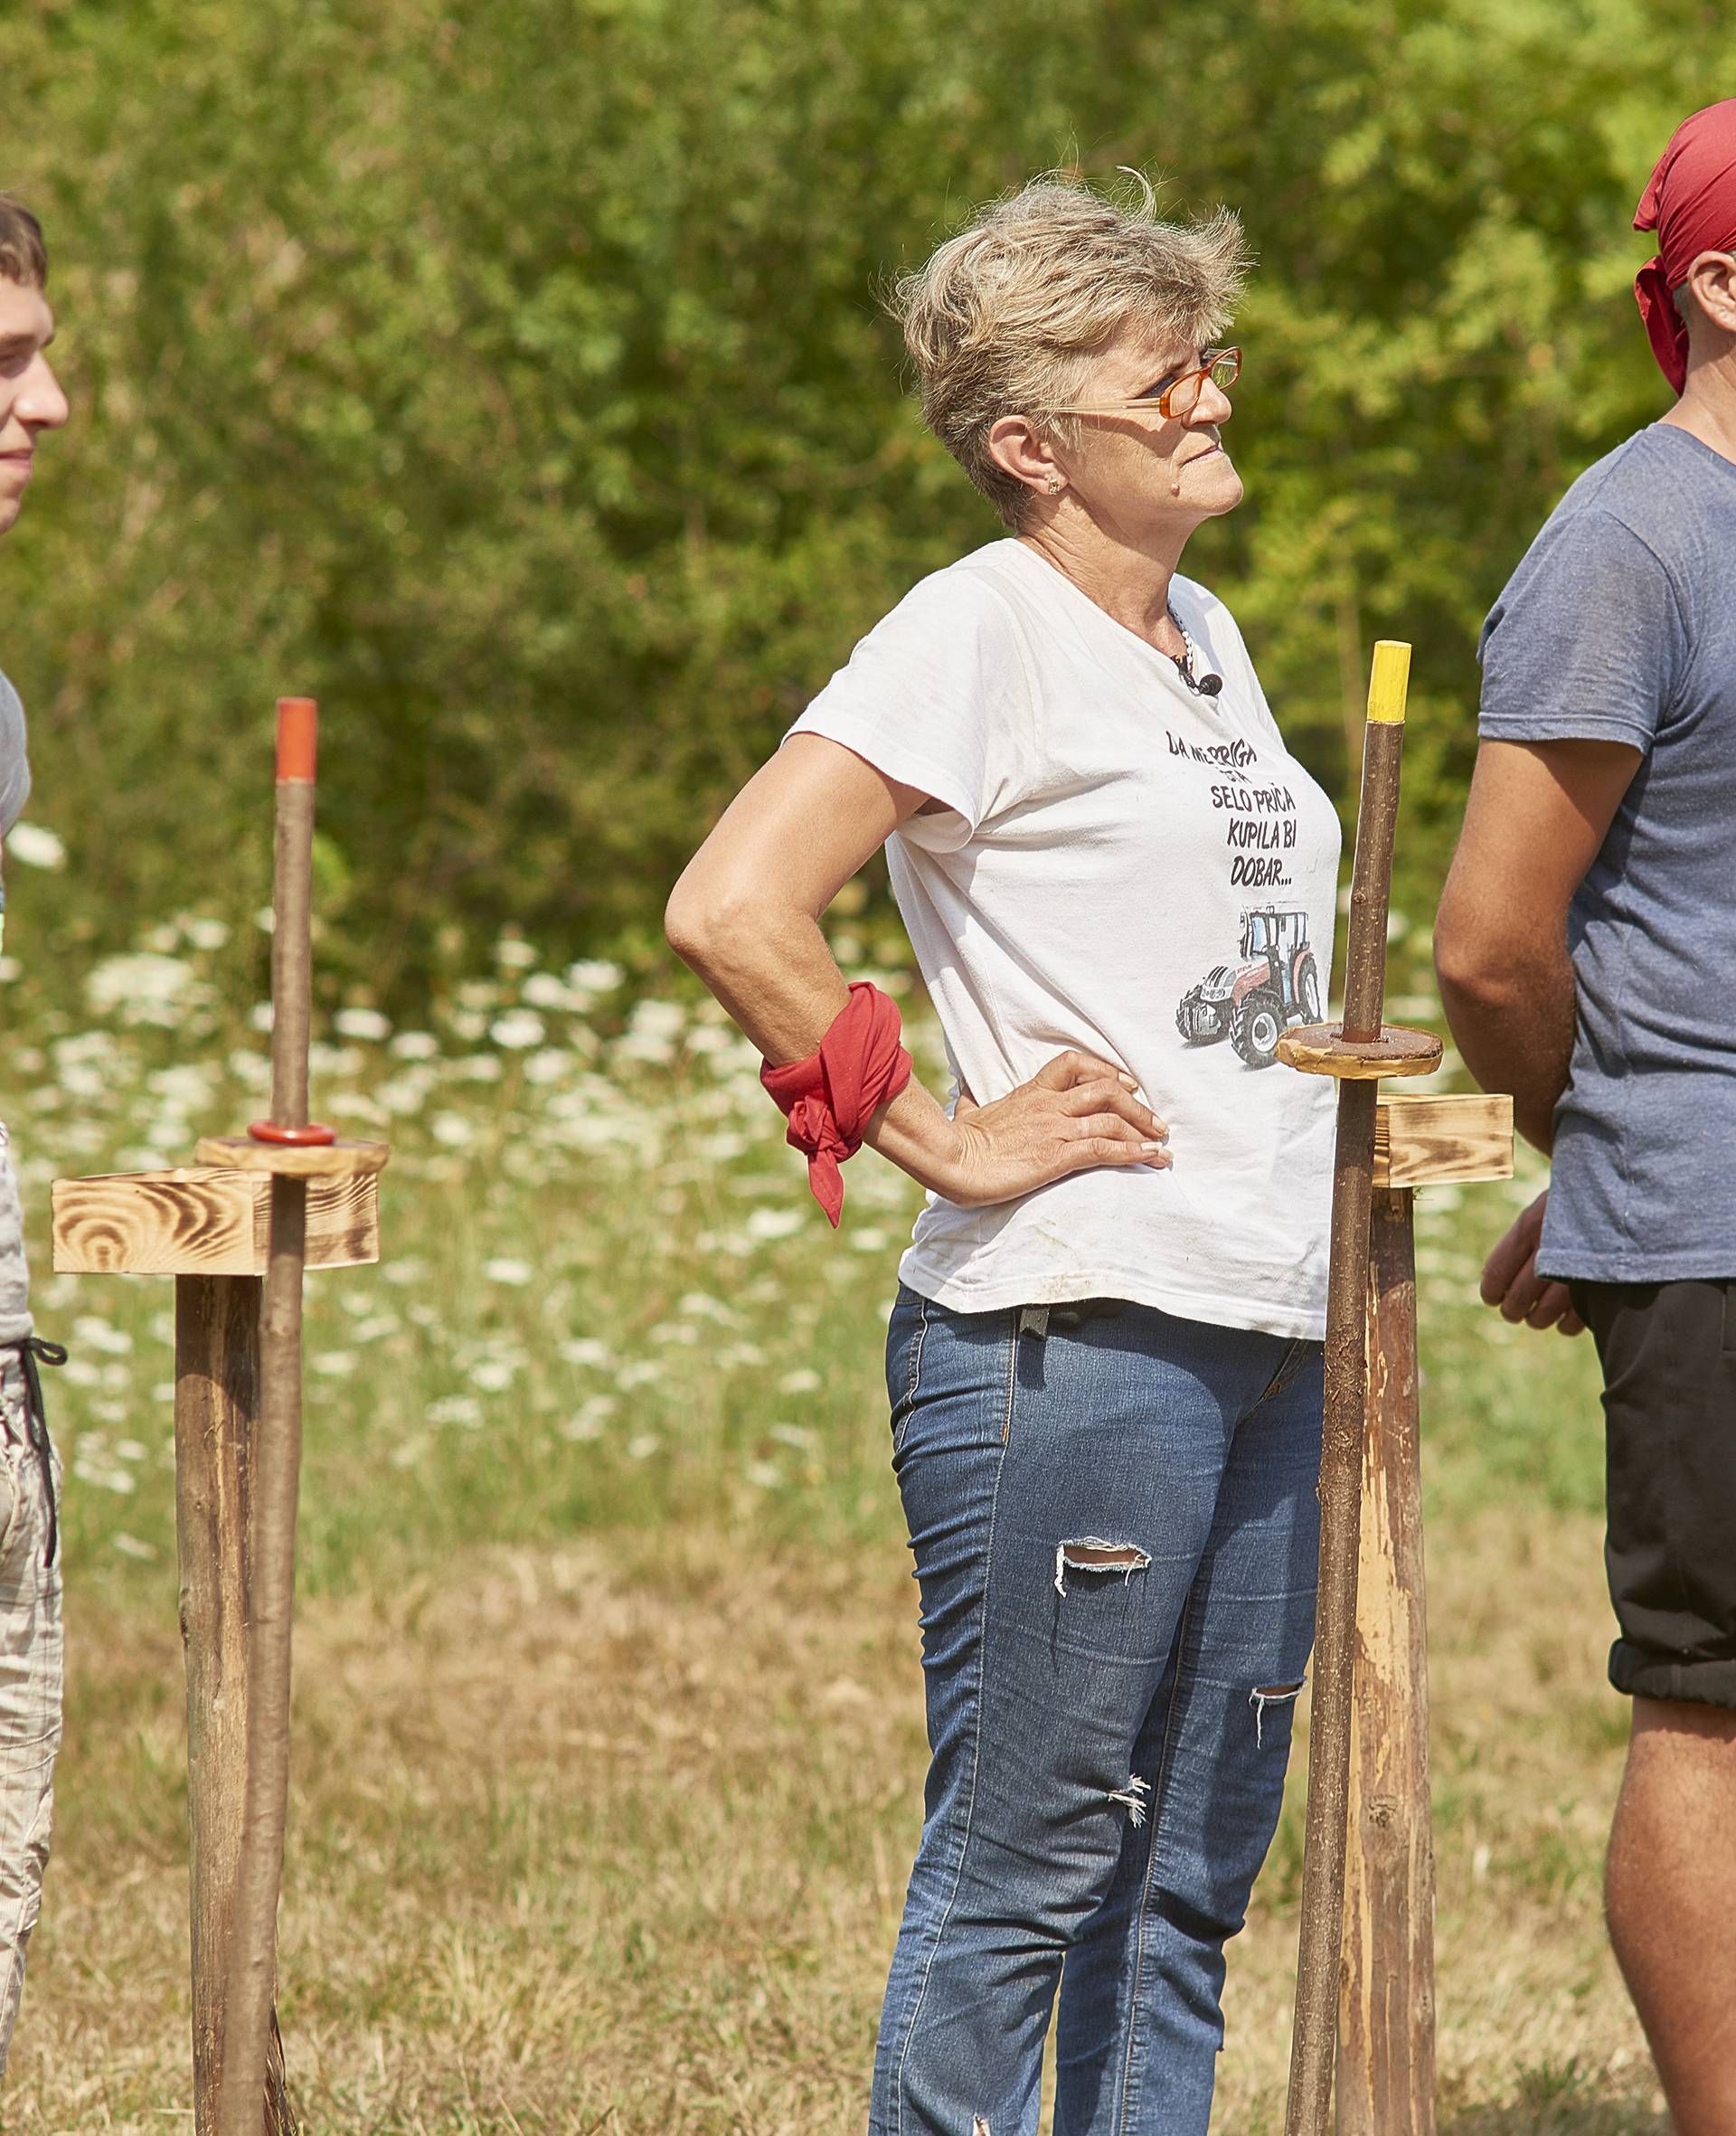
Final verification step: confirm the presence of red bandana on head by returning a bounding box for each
[1634,99,1736,395]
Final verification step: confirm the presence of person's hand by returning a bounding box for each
[1479,1189,1584,1336]
[939,1051,1170,1207]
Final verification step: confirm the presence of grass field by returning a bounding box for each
[0,920,1668,2132]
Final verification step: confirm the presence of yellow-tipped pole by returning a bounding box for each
[1282,642,1426,2136]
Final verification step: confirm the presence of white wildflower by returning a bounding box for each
[490,1009,546,1051]
[85,952,197,1027]
[335,1007,392,1043]
[616,1360,665,1391]
[72,1315,133,1356]
[312,1351,356,1377]
[111,1532,158,1560]
[565,959,623,994]
[746,1206,805,1243]
[376,1073,434,1116]
[427,1394,483,1428]
[183,916,230,950]
[483,1257,533,1286]
[76,1463,136,1495]
[5,822,66,869]
[521,972,580,1011]
[560,1394,618,1441]
[559,1337,612,1368]
[778,1368,821,1394]
[495,937,538,970]
[769,1422,815,1448]
[389,1031,440,1060]
[626,1433,663,1460]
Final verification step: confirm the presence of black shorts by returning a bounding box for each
[1571,1279,1736,1708]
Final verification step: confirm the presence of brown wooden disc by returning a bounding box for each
[1274,1024,1443,1081]
[194,1134,392,1177]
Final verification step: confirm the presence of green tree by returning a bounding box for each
[5,0,1728,997]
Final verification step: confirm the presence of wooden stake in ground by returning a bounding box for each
[1335,1098,1513,2135]
[52,1160,385,2136]
[181,701,390,2136]
[1276,644,1440,2136]
[52,696,387,2135]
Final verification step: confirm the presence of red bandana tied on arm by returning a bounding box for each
[1634,99,1736,395]
[760,981,914,1226]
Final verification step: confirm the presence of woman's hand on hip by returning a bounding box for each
[940,1051,1170,1207]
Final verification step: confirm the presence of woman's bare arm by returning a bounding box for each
[665,734,1168,1204]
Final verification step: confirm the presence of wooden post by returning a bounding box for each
[1329,1093,1513,2136]
[55,1159,384,2128]
[1335,1187,1434,2136]
[175,1273,295,2136]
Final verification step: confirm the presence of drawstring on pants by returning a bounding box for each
[15,1337,65,1566]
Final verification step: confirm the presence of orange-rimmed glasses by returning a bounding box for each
[1050,346,1241,422]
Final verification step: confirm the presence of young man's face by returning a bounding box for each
[0,275,68,538]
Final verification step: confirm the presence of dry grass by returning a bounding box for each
[5,1500,1666,2134]
[0,956,1675,2131]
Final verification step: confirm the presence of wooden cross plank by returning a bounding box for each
[51,1166,378,1276]
[1374,1092,1513,1189]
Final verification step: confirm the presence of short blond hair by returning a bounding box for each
[890,173,1248,526]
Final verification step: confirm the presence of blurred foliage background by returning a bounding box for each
[5,0,1731,1007]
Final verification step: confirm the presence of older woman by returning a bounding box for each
[666,175,1337,2136]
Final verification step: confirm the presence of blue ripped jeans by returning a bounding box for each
[872,1287,1324,2136]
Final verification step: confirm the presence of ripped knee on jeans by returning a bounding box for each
[1052,1537,1151,1598]
[1250,1678,1305,1746]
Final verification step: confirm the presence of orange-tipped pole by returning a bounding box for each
[219,699,322,2136]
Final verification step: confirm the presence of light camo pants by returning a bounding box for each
[0,1348,61,2077]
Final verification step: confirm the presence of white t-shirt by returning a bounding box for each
[787,538,1342,1340]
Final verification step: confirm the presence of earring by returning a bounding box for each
[1046,472,1064,495]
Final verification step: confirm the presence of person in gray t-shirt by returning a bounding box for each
[0,189,70,2079]
[1435,101,1736,2136]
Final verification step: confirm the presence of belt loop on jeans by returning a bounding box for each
[1018,1300,1125,1341]
[15,1336,66,1567]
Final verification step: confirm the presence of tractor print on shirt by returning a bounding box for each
[1175,906,1323,1070]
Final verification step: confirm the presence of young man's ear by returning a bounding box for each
[1682,249,1736,340]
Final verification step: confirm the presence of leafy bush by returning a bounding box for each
[5,0,1729,1000]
